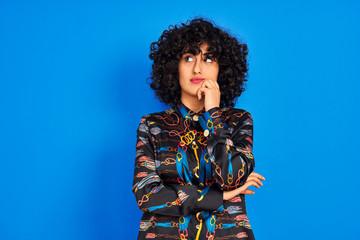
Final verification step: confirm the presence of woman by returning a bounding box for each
[133,18,265,240]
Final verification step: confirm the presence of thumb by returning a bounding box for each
[240,189,255,195]
[198,89,202,100]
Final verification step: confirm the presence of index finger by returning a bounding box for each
[205,79,217,89]
[249,172,265,180]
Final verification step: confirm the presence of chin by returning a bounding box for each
[181,90,199,100]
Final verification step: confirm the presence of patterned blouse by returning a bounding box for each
[133,101,256,240]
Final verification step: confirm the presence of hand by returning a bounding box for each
[197,79,221,112]
[223,172,265,200]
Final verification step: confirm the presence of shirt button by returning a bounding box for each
[193,115,199,121]
[204,129,209,137]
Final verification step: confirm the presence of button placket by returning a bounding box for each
[191,133,200,179]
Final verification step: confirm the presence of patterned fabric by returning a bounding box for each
[133,102,255,240]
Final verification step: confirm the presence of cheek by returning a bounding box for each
[211,62,219,74]
[178,64,186,79]
[213,66,219,80]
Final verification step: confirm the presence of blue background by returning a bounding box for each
[1,0,359,239]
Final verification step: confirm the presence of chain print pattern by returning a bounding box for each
[133,102,255,239]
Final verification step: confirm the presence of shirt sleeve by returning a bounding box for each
[198,107,255,191]
[132,115,224,217]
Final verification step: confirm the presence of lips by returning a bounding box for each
[190,78,204,84]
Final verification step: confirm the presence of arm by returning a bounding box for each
[132,115,223,217]
[198,107,255,191]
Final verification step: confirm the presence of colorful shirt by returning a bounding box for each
[133,102,256,240]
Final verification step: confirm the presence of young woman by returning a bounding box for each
[133,18,265,240]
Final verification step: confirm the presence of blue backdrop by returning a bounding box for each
[1,0,359,239]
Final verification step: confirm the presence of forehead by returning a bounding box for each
[199,44,210,52]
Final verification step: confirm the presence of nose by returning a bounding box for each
[193,56,202,74]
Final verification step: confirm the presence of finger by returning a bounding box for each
[205,79,217,89]
[201,79,215,89]
[251,172,265,180]
[208,79,220,90]
[200,79,207,88]
[240,189,255,195]
[225,183,258,200]
[249,172,265,180]
[198,87,210,96]
[197,88,202,100]
[206,80,221,96]
[246,176,264,186]
[244,180,260,189]
[214,80,220,90]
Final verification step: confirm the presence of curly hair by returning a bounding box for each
[148,17,249,108]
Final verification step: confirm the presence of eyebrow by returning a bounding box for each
[183,50,212,56]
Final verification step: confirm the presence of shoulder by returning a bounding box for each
[139,106,177,124]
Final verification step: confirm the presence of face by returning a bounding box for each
[178,43,219,100]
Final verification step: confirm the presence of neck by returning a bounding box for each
[180,94,205,113]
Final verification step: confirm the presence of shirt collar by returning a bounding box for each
[176,101,205,120]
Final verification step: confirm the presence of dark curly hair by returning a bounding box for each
[148,17,249,108]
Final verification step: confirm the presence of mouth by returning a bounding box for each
[190,78,204,84]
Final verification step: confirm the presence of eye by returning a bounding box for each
[184,56,193,62]
[204,57,213,63]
